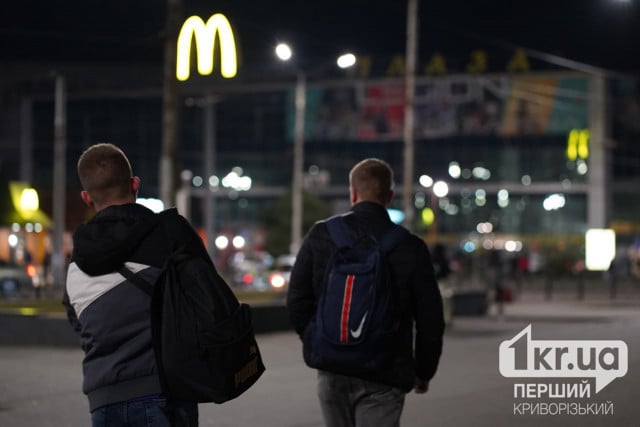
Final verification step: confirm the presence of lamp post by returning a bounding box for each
[291,71,306,254]
[275,43,355,254]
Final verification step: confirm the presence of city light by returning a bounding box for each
[543,193,566,211]
[232,235,246,249]
[20,188,39,213]
[137,198,165,213]
[475,188,487,207]
[433,181,449,198]
[221,168,252,191]
[387,209,405,224]
[472,166,491,180]
[337,53,356,69]
[192,176,204,187]
[419,174,434,188]
[497,189,509,208]
[585,229,616,271]
[476,222,493,233]
[421,208,435,226]
[215,235,229,250]
[448,162,461,179]
[275,43,292,61]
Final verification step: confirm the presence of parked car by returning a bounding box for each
[0,260,36,298]
[229,251,274,291]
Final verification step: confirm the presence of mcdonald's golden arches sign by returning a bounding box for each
[176,14,237,81]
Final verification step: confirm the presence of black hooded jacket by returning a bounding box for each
[287,202,445,391]
[63,203,207,411]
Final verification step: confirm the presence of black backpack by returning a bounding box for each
[308,214,407,373]
[119,209,265,403]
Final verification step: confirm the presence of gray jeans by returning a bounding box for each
[317,371,406,427]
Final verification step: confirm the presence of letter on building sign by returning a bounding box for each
[176,14,238,81]
[425,53,447,75]
[467,50,488,73]
[507,49,530,73]
[386,54,406,77]
[357,56,373,78]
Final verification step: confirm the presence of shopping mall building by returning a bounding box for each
[1,47,639,278]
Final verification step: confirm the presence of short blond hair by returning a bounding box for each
[77,143,132,207]
[349,158,394,204]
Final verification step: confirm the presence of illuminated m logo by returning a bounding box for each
[566,128,589,160]
[176,14,237,81]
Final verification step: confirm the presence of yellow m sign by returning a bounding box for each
[566,128,589,160]
[176,14,238,81]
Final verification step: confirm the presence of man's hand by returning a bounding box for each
[414,378,429,394]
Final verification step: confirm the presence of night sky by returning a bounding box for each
[2,0,639,75]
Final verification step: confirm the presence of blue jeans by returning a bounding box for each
[91,397,198,427]
[317,371,406,427]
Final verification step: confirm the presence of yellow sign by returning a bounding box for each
[176,14,238,81]
[8,181,52,226]
[566,128,589,160]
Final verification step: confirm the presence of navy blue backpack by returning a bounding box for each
[309,214,407,373]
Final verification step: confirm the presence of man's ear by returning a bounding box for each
[132,176,141,196]
[350,186,358,205]
[80,190,93,208]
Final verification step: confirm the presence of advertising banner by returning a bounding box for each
[286,74,589,142]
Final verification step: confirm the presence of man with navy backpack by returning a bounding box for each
[287,158,445,427]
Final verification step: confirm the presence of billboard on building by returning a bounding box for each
[286,73,589,141]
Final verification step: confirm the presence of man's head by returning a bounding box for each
[349,158,394,206]
[77,143,140,212]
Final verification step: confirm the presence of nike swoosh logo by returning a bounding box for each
[350,312,367,338]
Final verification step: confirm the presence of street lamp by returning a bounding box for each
[275,43,356,254]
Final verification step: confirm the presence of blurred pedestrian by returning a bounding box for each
[287,158,445,427]
[487,250,509,316]
[432,243,451,281]
[62,143,209,426]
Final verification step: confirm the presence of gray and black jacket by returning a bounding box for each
[287,201,445,391]
[63,203,207,411]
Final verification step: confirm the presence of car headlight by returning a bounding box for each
[269,273,286,289]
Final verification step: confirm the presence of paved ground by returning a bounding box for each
[1,293,639,426]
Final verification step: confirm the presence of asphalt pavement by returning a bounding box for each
[1,291,639,426]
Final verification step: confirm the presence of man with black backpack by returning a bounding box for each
[287,158,445,427]
[62,143,218,426]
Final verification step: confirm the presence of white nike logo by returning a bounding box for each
[350,312,367,338]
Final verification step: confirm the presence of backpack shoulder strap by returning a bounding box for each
[115,210,170,296]
[119,265,154,296]
[378,224,408,254]
[325,215,353,248]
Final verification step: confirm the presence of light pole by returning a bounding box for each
[275,43,356,254]
[52,74,66,288]
[402,0,419,230]
[291,71,306,254]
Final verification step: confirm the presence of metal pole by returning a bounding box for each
[52,75,67,288]
[160,0,181,207]
[20,97,33,183]
[204,99,217,260]
[587,75,609,229]
[402,0,418,230]
[290,72,306,254]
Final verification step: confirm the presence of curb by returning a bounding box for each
[0,304,294,347]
